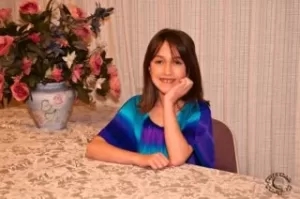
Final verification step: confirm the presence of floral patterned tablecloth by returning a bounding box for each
[0,106,299,199]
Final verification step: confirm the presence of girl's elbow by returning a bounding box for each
[86,136,105,159]
[85,142,94,159]
[169,147,193,166]
[169,159,185,167]
[86,141,100,159]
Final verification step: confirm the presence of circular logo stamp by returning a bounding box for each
[265,172,292,195]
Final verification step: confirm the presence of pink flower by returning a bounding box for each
[72,64,83,83]
[22,57,32,75]
[73,25,92,42]
[19,0,39,15]
[53,94,63,105]
[89,52,103,76]
[0,70,4,101]
[70,6,86,19]
[110,89,121,99]
[51,67,63,82]
[0,35,14,56]
[109,76,121,99]
[56,38,69,47]
[28,33,40,43]
[10,77,29,102]
[0,8,11,22]
[107,65,118,76]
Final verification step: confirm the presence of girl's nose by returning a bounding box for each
[163,62,172,75]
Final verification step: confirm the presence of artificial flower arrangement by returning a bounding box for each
[0,0,120,108]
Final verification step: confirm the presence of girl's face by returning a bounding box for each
[149,41,187,95]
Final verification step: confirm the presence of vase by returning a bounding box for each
[26,82,76,130]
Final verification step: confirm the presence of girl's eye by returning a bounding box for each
[174,60,183,65]
[154,60,163,64]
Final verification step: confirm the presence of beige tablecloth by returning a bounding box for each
[0,106,299,199]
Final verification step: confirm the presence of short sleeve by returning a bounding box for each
[182,102,215,168]
[98,95,140,152]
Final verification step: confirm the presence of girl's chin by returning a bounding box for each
[157,87,172,95]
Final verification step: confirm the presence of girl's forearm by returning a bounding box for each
[163,102,193,166]
[86,136,142,166]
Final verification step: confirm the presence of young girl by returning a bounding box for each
[86,28,215,170]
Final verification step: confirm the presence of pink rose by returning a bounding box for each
[70,7,85,19]
[89,52,103,76]
[110,89,120,99]
[107,65,118,76]
[0,35,14,56]
[0,8,11,22]
[71,64,83,83]
[109,76,121,99]
[56,38,69,47]
[10,78,29,102]
[22,57,32,75]
[51,67,63,82]
[53,94,63,105]
[73,25,92,42]
[19,0,39,15]
[0,90,3,102]
[28,33,40,43]
[0,70,4,101]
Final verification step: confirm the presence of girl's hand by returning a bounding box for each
[164,77,193,105]
[135,153,169,170]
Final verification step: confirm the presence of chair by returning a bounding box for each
[212,119,238,173]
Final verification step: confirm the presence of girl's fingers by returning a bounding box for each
[151,158,163,169]
[150,153,169,169]
[157,153,169,166]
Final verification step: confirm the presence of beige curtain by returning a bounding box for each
[4,0,300,185]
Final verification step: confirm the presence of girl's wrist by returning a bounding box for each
[163,101,177,116]
[131,153,145,166]
[163,97,176,107]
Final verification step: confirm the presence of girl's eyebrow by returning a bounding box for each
[154,55,164,58]
[172,56,182,59]
[154,55,182,59]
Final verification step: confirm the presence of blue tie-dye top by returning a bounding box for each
[98,95,215,168]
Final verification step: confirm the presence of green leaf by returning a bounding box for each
[33,58,45,75]
[102,79,109,90]
[62,4,71,15]
[45,0,54,11]
[101,51,106,58]
[96,80,109,96]
[22,74,40,88]
[35,20,50,32]
[63,67,72,80]
[5,61,22,76]
[75,50,88,62]
[27,44,45,58]
[96,88,106,96]
[72,41,88,51]
[0,55,15,67]
[105,58,113,65]
[20,13,33,23]
[3,88,12,106]
[106,8,114,12]
[1,22,18,36]
[18,24,29,34]
[75,86,90,104]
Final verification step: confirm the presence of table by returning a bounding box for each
[0,106,299,199]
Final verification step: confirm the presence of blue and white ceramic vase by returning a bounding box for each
[26,82,76,130]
